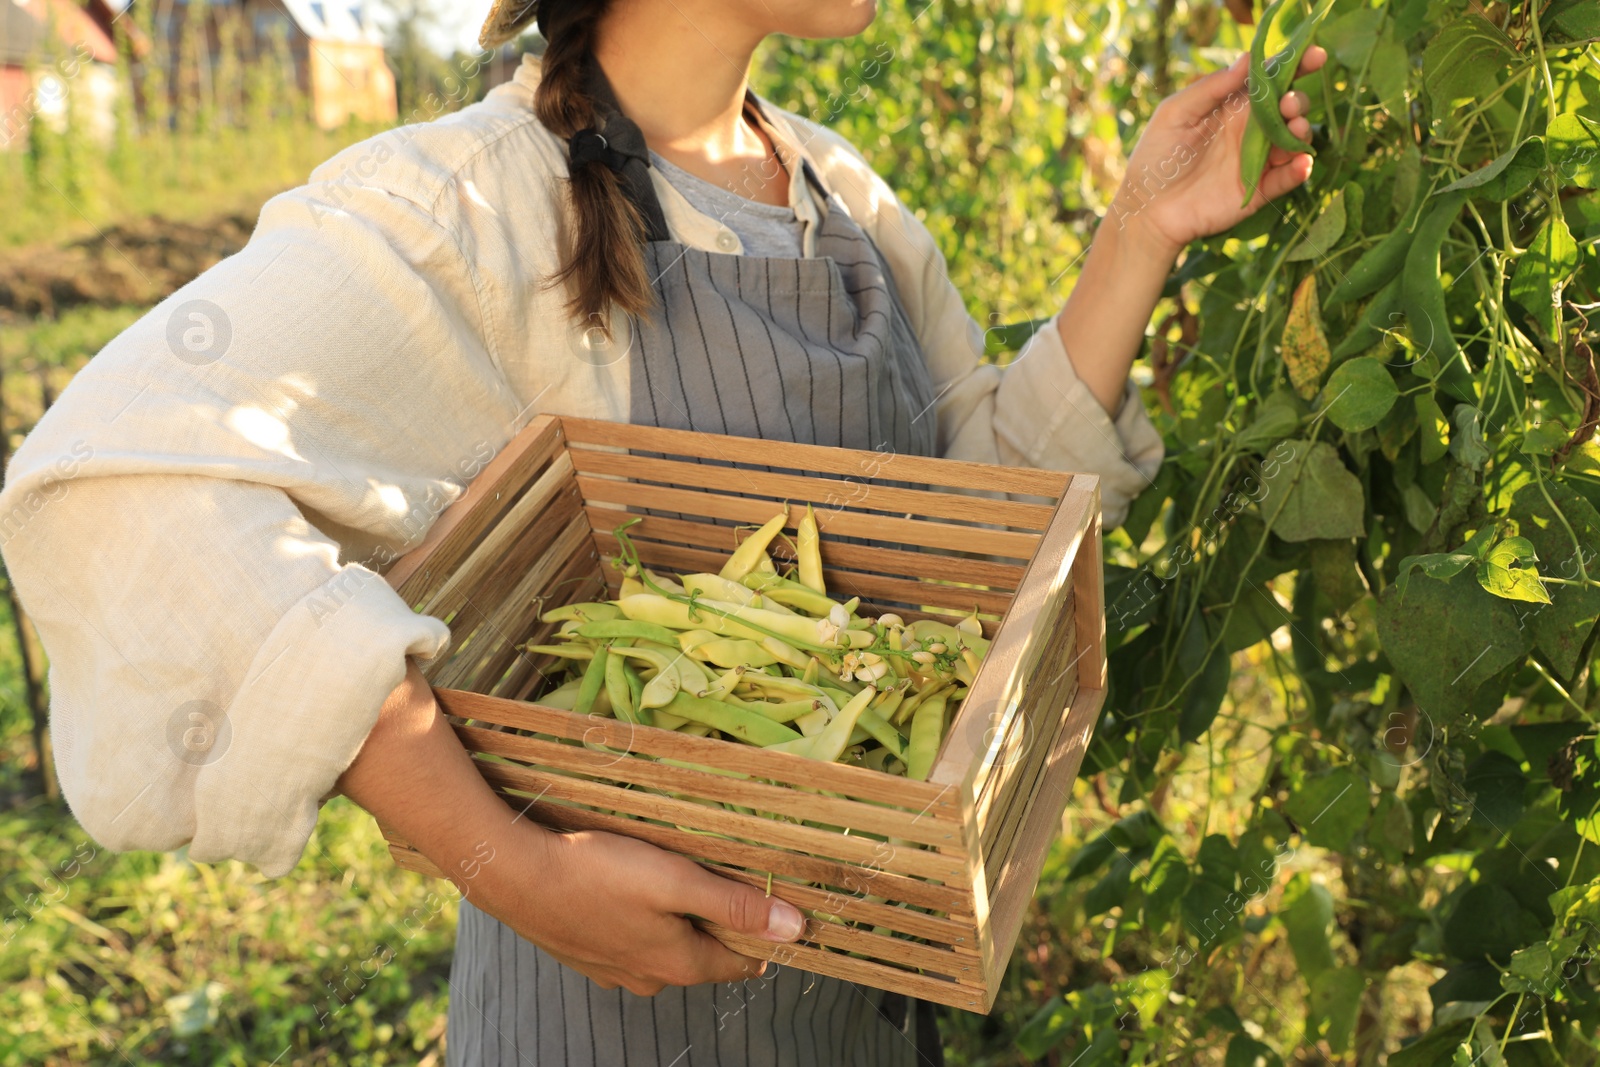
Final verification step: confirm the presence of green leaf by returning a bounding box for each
[1307,967,1364,1056]
[1508,482,1600,675]
[1510,214,1580,338]
[1549,875,1600,930]
[1287,188,1348,262]
[1403,482,1438,533]
[1476,534,1548,605]
[1443,883,1548,962]
[1548,0,1600,41]
[1177,618,1230,743]
[1448,406,1491,471]
[1237,388,1305,453]
[1321,356,1399,432]
[1309,537,1367,611]
[1369,38,1410,117]
[1438,138,1547,201]
[1284,768,1369,850]
[1549,113,1600,189]
[1259,440,1366,541]
[1083,852,1135,917]
[1500,942,1554,995]
[1423,16,1515,115]
[1521,417,1571,456]
[1225,1036,1284,1067]
[1142,835,1191,925]
[1321,6,1383,68]
[1280,872,1337,981]
[1283,275,1332,400]
[1370,792,1416,861]
[1463,750,1529,830]
[1375,570,1532,723]
[1416,394,1449,464]
[1387,1021,1475,1067]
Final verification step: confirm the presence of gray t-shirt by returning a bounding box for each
[651,151,808,259]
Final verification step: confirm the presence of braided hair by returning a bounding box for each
[532,0,654,335]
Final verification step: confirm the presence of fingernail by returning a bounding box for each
[763,900,804,941]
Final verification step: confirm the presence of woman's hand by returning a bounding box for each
[1112,47,1330,255]
[476,824,806,996]
[337,661,805,996]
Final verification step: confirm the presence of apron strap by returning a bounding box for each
[573,61,832,242]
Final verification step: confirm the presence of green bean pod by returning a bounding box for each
[657,691,803,746]
[906,690,952,781]
[807,688,878,764]
[1329,276,1403,363]
[1324,192,1425,308]
[797,503,826,594]
[739,572,845,619]
[1248,0,1336,155]
[540,602,623,624]
[1239,116,1273,209]
[856,707,909,759]
[1399,191,1475,402]
[718,513,789,582]
[604,642,642,725]
[574,643,611,718]
[574,619,683,646]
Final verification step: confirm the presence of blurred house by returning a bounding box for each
[0,0,123,149]
[149,0,396,129]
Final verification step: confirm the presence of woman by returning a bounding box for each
[0,0,1325,1062]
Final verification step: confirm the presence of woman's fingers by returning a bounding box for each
[680,926,771,986]
[1256,155,1315,204]
[1280,90,1310,119]
[668,856,806,944]
[1296,44,1328,79]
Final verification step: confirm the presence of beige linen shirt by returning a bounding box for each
[0,56,1163,876]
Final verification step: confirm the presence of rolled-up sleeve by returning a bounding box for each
[0,172,522,876]
[794,117,1165,526]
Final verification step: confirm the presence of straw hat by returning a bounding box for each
[479,0,541,49]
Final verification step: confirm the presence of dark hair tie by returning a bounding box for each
[569,128,631,173]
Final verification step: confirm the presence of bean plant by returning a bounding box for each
[763,0,1600,1062]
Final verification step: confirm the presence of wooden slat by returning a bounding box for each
[588,528,1027,595]
[930,482,1096,791]
[582,502,1039,563]
[387,414,563,598]
[709,866,975,946]
[572,453,1057,530]
[731,911,980,979]
[421,479,584,624]
[1070,478,1108,689]
[417,451,578,618]
[974,611,1078,845]
[471,763,965,881]
[982,678,1080,882]
[492,558,607,699]
[427,514,594,691]
[454,726,961,850]
[471,785,970,913]
[435,690,962,817]
[977,684,1106,1008]
[703,927,986,1013]
[561,416,1074,498]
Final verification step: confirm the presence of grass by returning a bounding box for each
[0,123,385,252]
[0,768,457,1066]
[0,305,457,1066]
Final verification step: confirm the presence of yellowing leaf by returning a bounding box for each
[1283,275,1332,400]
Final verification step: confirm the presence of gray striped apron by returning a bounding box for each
[446,84,944,1067]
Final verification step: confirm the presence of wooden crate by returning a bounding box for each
[378,414,1106,1013]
